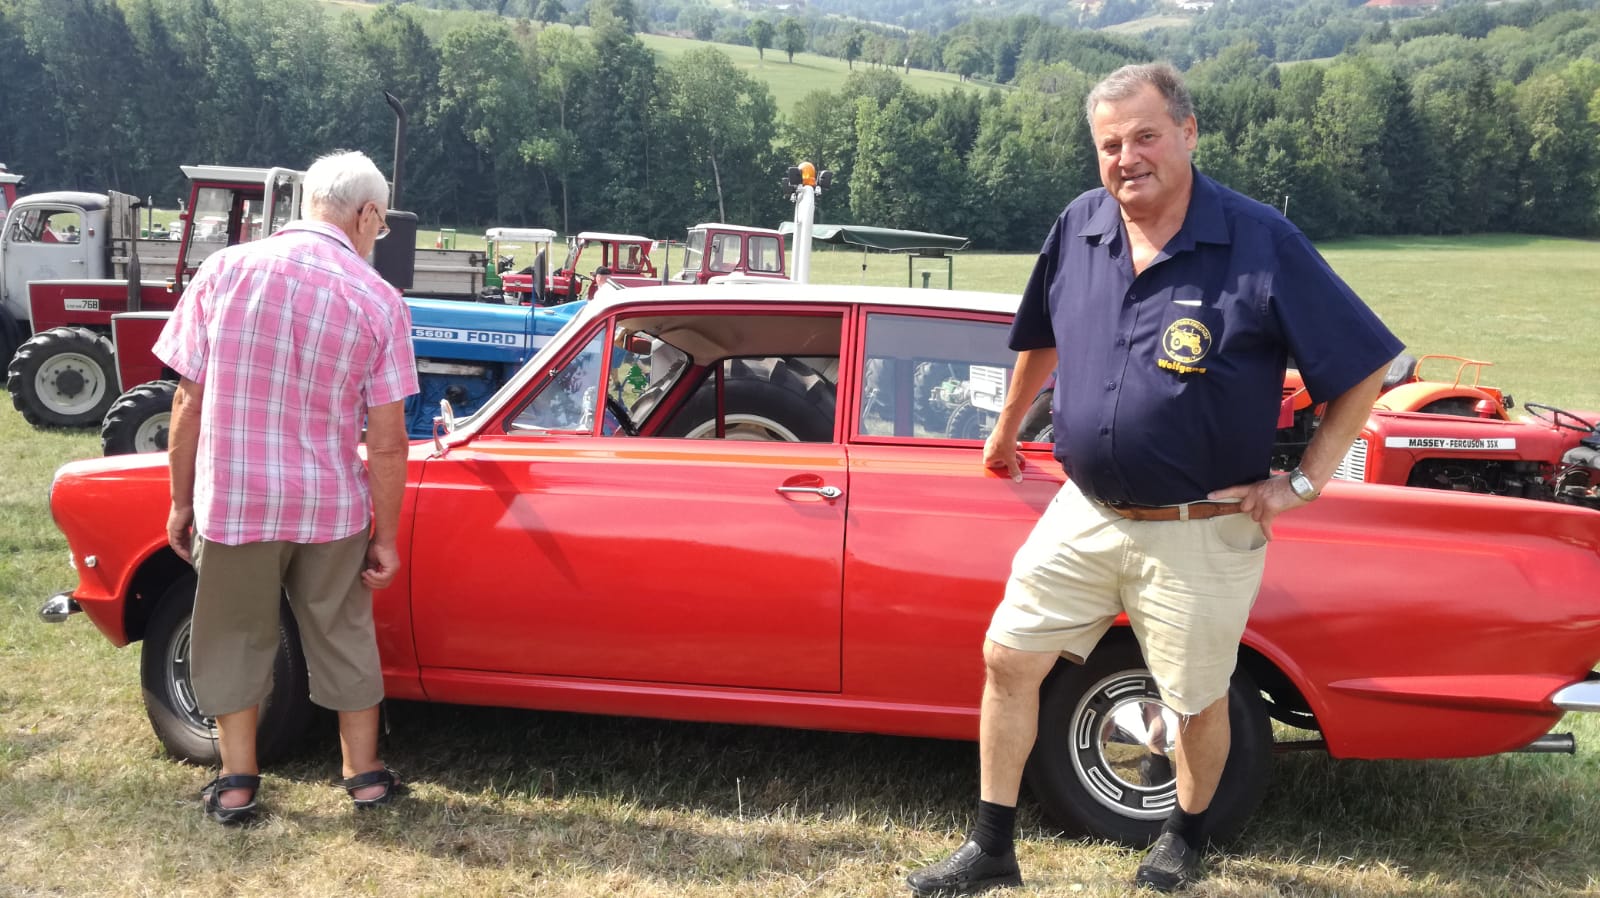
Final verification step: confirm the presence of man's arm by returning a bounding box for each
[982,347,1058,481]
[361,399,408,590]
[1209,361,1389,538]
[166,377,204,562]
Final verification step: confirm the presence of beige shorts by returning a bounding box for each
[191,529,382,717]
[987,480,1267,714]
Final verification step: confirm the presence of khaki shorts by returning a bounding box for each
[987,481,1267,714]
[191,529,382,717]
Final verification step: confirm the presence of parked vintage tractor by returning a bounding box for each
[1,165,299,427]
[544,231,658,303]
[482,227,557,305]
[671,222,788,285]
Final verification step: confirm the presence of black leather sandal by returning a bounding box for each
[336,766,406,810]
[200,773,260,826]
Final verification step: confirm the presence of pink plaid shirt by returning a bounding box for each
[153,221,418,545]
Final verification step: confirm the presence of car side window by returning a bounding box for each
[859,312,1017,441]
[509,329,608,432]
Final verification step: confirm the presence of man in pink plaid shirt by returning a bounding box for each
[155,150,418,825]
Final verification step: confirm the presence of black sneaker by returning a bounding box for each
[1138,752,1174,787]
[1134,831,1201,892]
[906,839,1022,897]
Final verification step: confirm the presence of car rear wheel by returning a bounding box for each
[6,326,116,427]
[1024,637,1272,847]
[101,379,177,455]
[140,574,316,766]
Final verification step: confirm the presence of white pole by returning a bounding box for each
[791,182,815,284]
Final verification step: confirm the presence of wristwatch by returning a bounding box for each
[1287,467,1320,502]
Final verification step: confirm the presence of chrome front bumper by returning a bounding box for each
[38,592,80,623]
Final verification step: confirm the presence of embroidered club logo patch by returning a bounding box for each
[1159,319,1211,375]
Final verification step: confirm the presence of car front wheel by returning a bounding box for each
[1024,636,1272,847]
[139,574,316,766]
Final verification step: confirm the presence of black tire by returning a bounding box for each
[7,326,117,427]
[139,574,317,766]
[1018,389,1054,443]
[664,372,834,442]
[1024,637,1273,847]
[101,379,177,455]
[944,401,994,441]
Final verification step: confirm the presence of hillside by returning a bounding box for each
[637,33,999,113]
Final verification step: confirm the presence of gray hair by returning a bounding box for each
[301,150,390,220]
[1084,62,1195,129]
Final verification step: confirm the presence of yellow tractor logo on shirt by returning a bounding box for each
[1158,319,1211,375]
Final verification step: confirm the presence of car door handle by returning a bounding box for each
[776,485,842,500]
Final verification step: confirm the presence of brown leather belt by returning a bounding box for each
[1099,500,1245,522]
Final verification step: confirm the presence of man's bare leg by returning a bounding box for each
[907,641,1059,897]
[1135,693,1231,893]
[338,705,388,802]
[213,705,260,809]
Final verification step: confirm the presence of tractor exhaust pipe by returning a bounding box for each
[385,91,406,210]
[1513,733,1575,754]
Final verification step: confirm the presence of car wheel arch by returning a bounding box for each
[121,546,190,644]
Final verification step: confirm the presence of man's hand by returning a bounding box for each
[983,428,1025,481]
[362,539,401,591]
[1208,475,1307,540]
[167,504,195,562]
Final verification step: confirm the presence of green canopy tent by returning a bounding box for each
[778,222,971,288]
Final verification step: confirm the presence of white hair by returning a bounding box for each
[301,150,389,221]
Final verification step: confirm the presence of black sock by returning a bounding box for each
[969,800,1016,856]
[1162,806,1208,847]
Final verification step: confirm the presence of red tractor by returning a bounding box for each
[4,165,301,428]
[539,231,658,304]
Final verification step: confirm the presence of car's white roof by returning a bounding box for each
[585,280,1021,317]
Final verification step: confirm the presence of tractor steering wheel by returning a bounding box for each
[1524,402,1598,433]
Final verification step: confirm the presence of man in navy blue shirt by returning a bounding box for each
[907,63,1401,896]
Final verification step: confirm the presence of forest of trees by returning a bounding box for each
[1,0,1597,249]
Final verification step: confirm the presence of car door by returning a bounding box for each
[409,305,849,692]
[840,308,1064,716]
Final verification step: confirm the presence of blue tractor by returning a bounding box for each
[402,296,585,438]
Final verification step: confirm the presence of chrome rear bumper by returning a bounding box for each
[38,592,80,623]
[1553,679,1600,713]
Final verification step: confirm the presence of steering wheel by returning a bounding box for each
[1524,402,1598,433]
[605,393,639,437]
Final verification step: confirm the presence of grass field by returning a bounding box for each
[2,237,1598,896]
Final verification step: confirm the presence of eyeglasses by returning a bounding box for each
[368,203,390,239]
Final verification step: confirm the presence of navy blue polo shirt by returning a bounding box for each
[1011,169,1402,506]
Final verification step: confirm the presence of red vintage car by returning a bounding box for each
[40,283,1600,846]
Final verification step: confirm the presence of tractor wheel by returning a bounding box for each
[7,326,117,428]
[140,574,316,766]
[1018,390,1054,443]
[102,380,178,455]
[1024,637,1273,847]
[665,371,834,442]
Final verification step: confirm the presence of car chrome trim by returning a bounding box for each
[39,592,81,623]
[1552,680,1600,712]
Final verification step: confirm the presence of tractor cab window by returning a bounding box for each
[679,231,706,280]
[859,312,1019,442]
[748,236,781,273]
[618,243,644,273]
[187,187,235,265]
[708,233,740,272]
